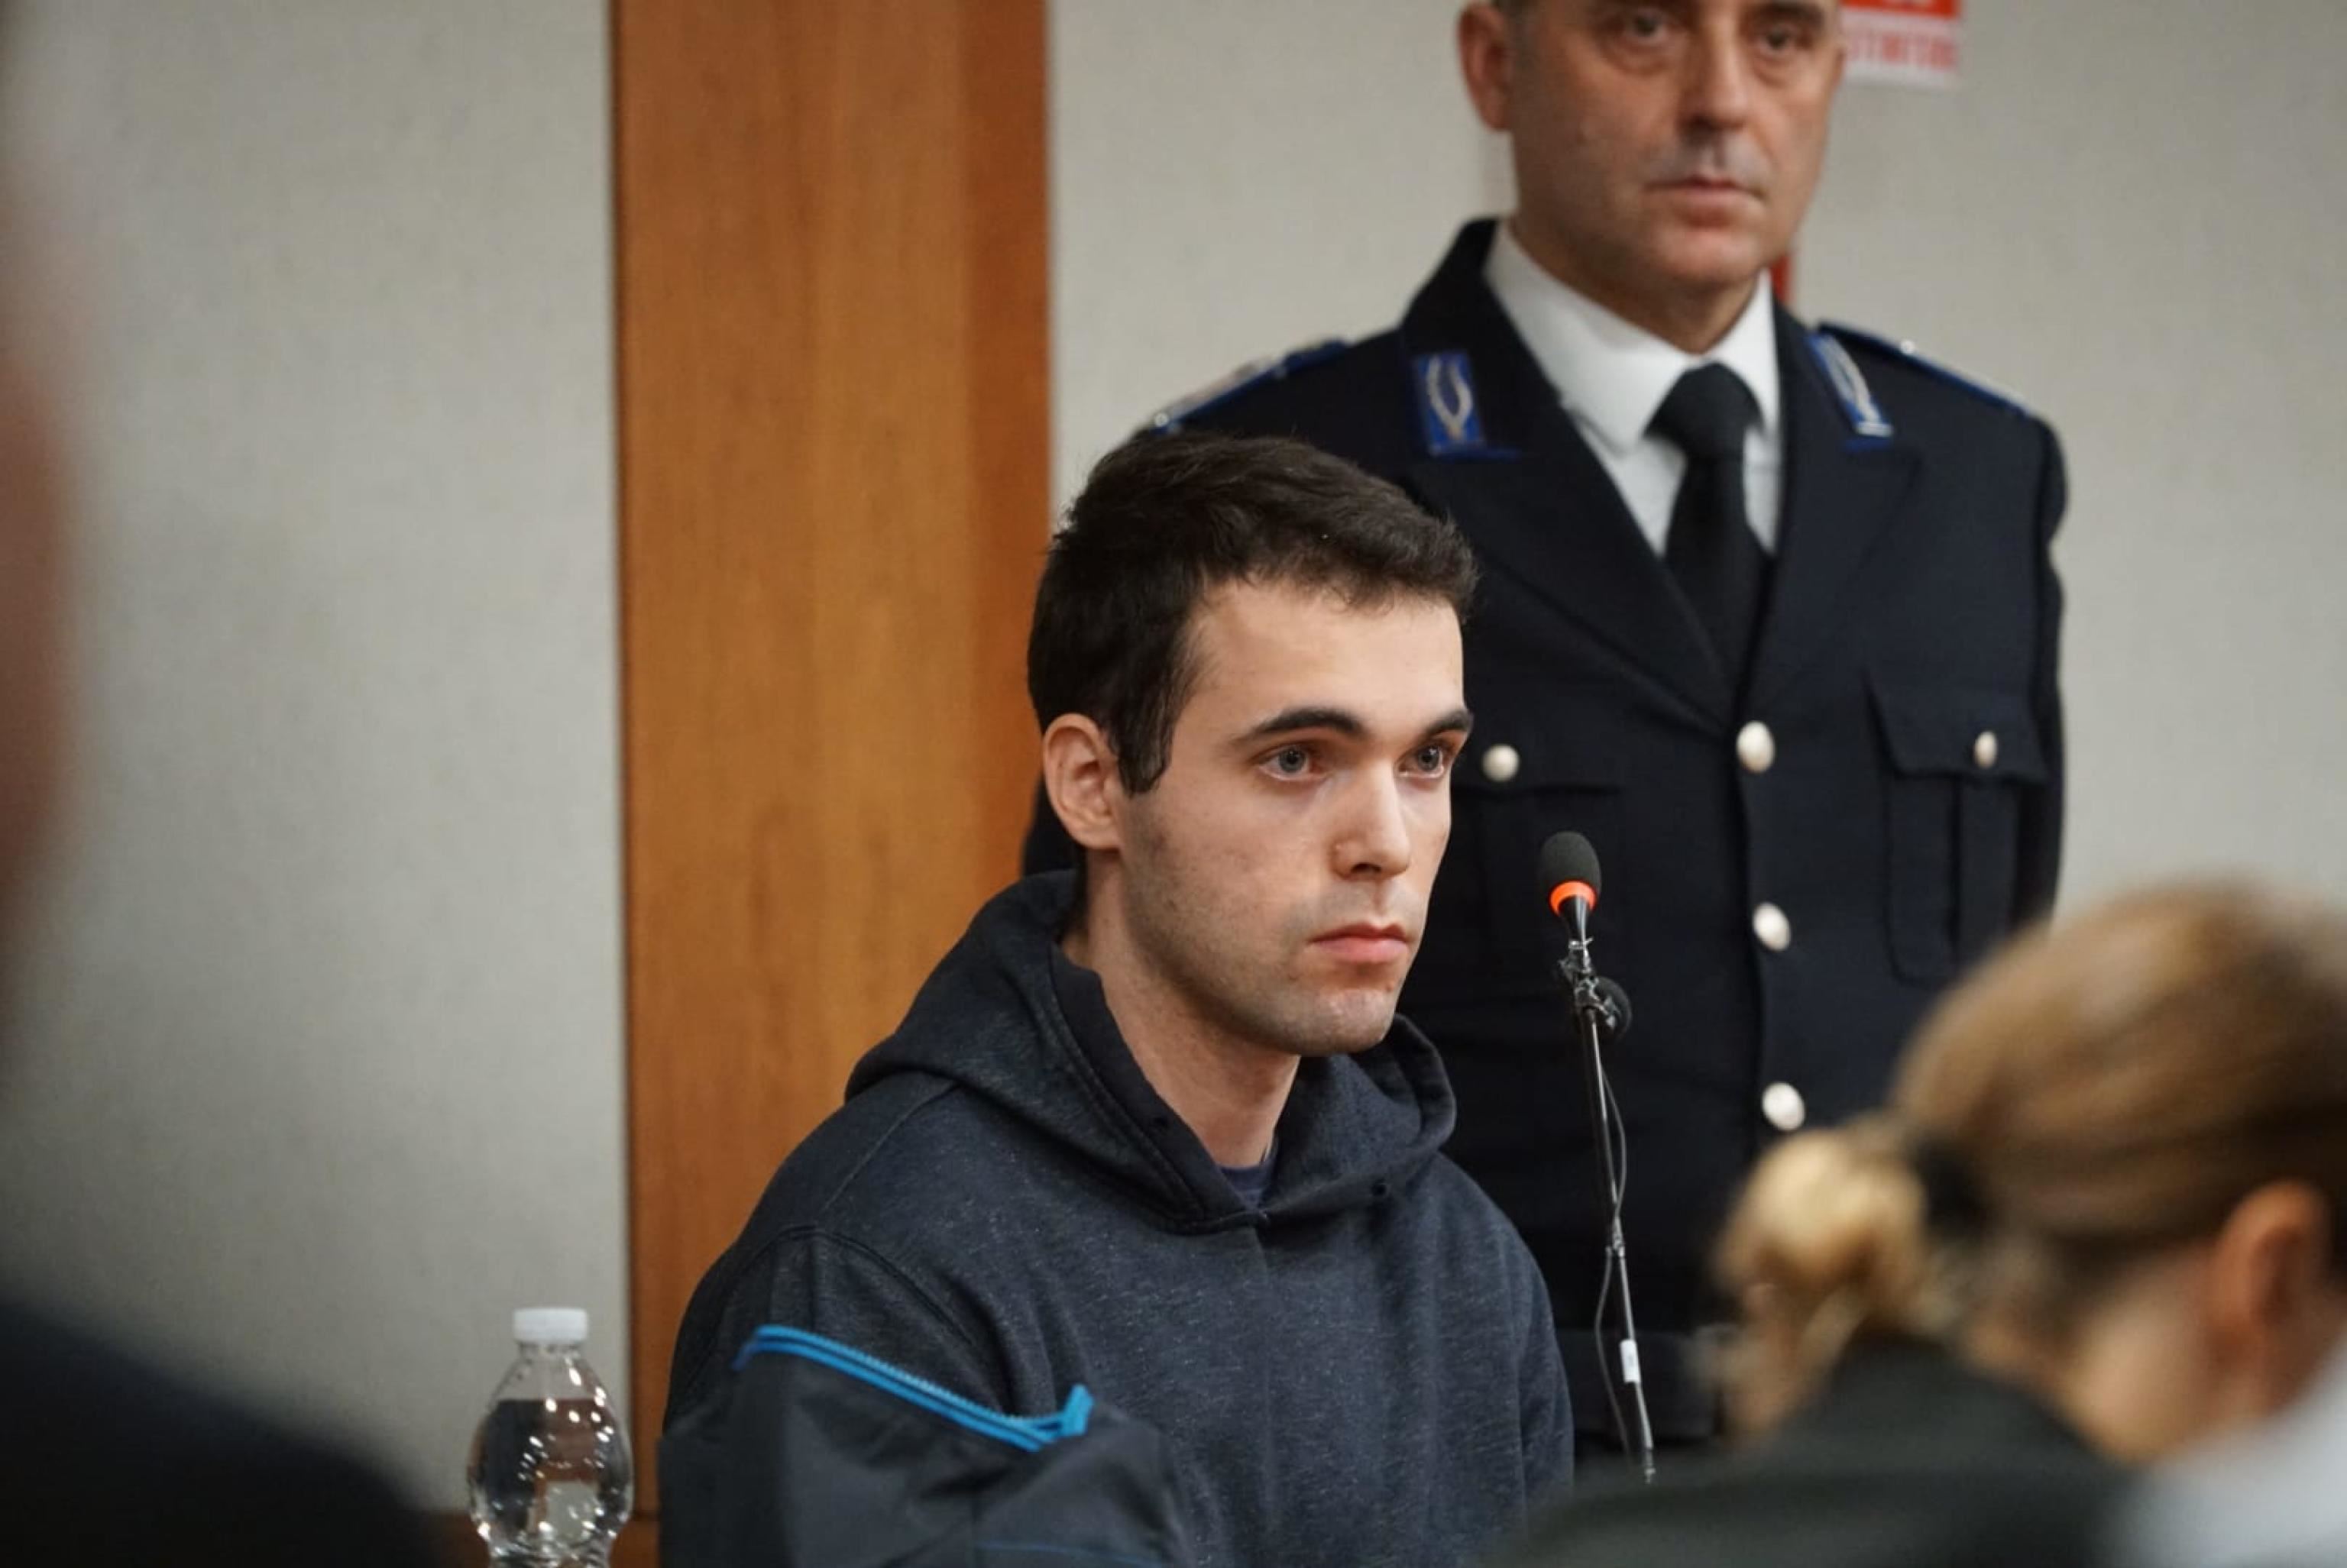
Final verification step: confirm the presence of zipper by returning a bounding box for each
[733,1326,1093,1453]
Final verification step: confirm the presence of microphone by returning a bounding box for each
[1539,830,1602,948]
[1540,831,1629,1037]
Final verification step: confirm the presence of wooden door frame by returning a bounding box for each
[612,0,1047,1506]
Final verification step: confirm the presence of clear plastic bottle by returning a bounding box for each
[467,1308,635,1566]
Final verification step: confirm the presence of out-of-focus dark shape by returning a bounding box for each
[0,1299,445,1565]
[1494,880,2347,1566]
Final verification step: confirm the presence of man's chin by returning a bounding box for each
[1645,232,1776,295]
[1288,991,1403,1058]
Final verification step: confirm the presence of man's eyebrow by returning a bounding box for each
[1232,705,1476,747]
[1235,706,1368,745]
[1422,706,1475,742]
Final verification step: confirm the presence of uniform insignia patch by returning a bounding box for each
[1807,331,1896,445]
[1412,351,1485,456]
[1145,338,1350,432]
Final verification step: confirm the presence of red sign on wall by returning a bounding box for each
[1843,0,1963,89]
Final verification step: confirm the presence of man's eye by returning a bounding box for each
[1758,23,1804,53]
[1267,745,1313,778]
[1622,8,1671,41]
[1408,745,1454,778]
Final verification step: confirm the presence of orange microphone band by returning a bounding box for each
[1547,880,1599,918]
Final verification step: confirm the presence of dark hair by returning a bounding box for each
[1028,432,1476,793]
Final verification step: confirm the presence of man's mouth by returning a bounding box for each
[1659,175,1754,196]
[1311,923,1411,965]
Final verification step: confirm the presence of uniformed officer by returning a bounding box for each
[1028,0,2065,1456]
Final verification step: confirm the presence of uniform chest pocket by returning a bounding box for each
[1871,677,2049,983]
[1431,692,1628,994]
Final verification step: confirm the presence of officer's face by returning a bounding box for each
[1111,581,1468,1060]
[1464,0,1844,329]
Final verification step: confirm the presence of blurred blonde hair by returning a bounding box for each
[1717,881,2347,1433]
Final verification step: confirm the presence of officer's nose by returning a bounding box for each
[1683,25,1755,132]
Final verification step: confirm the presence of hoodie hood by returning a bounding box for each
[846,873,1457,1232]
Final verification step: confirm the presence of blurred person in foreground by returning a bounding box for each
[1494,880,2347,1568]
[0,11,438,1563]
[665,433,1572,1567]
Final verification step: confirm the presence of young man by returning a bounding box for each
[665,433,1572,1566]
[1034,0,2067,1454]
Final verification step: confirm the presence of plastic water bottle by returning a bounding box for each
[468,1308,635,1566]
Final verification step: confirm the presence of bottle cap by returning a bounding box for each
[513,1307,589,1346]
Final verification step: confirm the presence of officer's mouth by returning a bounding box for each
[1656,176,1757,199]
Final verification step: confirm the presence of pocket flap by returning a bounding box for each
[1870,677,2049,784]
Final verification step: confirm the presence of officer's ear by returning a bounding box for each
[1457,4,1519,134]
[1041,714,1125,857]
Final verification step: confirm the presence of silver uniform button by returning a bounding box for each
[1480,743,1521,784]
[1736,720,1776,774]
[1752,901,1792,952]
[1973,729,2000,770]
[1762,1081,1808,1133]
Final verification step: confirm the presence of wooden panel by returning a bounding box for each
[613,0,1047,1509]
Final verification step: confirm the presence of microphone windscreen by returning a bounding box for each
[1539,830,1602,900]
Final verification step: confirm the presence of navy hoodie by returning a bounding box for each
[665,873,1572,1567]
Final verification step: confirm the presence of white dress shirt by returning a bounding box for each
[1484,220,1785,555]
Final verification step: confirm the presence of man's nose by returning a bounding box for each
[1335,772,1413,879]
[1683,24,1755,131]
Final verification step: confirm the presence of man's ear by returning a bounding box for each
[1457,4,1518,134]
[1041,714,1124,856]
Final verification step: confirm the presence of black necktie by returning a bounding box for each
[1653,364,1766,690]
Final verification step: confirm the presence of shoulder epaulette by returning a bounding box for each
[1820,322,2035,419]
[1144,338,1351,432]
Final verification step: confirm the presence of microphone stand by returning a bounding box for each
[1558,903,1656,1482]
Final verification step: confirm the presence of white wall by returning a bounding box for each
[1051,0,2347,902]
[0,2,624,1508]
[1051,0,1507,507]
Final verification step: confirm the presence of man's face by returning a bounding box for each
[1111,580,1469,1059]
[1478,0,1844,312]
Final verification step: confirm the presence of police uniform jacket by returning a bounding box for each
[1028,219,2065,1443]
